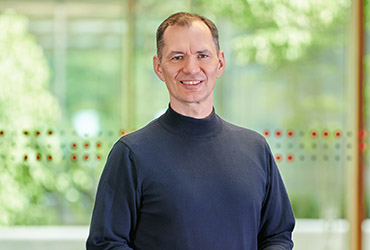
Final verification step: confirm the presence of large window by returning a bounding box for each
[0,0,368,249]
[0,0,125,225]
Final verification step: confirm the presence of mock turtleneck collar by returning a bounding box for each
[158,105,223,138]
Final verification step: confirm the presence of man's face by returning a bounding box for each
[153,21,225,111]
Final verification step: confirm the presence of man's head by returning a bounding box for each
[153,12,225,118]
[156,12,220,61]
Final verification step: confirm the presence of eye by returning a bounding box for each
[198,54,209,59]
[172,55,183,61]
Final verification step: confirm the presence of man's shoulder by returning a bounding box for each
[221,118,265,138]
[220,118,267,145]
[219,118,272,160]
[119,118,173,149]
[119,119,160,144]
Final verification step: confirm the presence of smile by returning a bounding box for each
[180,80,202,85]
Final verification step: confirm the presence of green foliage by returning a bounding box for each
[0,10,62,225]
[0,10,117,225]
[196,0,350,66]
[290,194,320,218]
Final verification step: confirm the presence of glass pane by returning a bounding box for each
[0,0,125,225]
[0,0,365,249]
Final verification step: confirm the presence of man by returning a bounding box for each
[87,12,295,250]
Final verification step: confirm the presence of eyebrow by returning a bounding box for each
[166,49,212,59]
[166,51,184,59]
[196,49,212,54]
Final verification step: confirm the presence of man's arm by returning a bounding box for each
[258,144,295,250]
[86,141,140,250]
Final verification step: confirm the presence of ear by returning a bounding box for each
[216,50,226,78]
[153,55,165,82]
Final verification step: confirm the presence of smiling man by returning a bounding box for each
[153,19,225,118]
[87,12,295,250]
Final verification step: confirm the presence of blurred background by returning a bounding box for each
[0,0,369,249]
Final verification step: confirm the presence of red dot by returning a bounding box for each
[36,154,41,161]
[335,130,342,138]
[47,155,52,161]
[120,130,126,136]
[35,131,40,136]
[84,155,89,161]
[323,130,330,138]
[287,154,294,162]
[311,130,318,138]
[97,155,102,160]
[84,143,89,148]
[275,154,282,162]
[96,142,102,148]
[24,131,29,135]
[263,130,270,137]
[275,130,282,137]
[72,143,77,149]
[71,155,77,161]
[359,142,367,151]
[0,130,3,135]
[48,130,53,135]
[287,130,294,138]
[359,130,367,139]
[24,155,28,161]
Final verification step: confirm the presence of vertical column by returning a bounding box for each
[53,2,67,222]
[187,0,192,11]
[356,0,366,248]
[53,2,67,116]
[122,0,136,131]
[348,0,365,249]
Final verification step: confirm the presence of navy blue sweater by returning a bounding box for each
[87,107,295,250]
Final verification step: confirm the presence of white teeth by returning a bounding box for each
[181,81,201,85]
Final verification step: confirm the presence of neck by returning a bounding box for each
[169,101,213,119]
[159,104,222,138]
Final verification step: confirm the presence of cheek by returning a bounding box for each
[163,66,179,80]
[203,61,220,75]
[207,66,221,79]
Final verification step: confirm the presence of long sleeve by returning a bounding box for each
[258,144,295,250]
[86,141,140,250]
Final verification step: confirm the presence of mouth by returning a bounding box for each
[180,80,202,85]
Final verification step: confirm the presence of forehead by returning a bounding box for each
[162,21,216,53]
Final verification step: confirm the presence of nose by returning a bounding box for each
[182,56,200,75]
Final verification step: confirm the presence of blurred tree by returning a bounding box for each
[196,0,350,66]
[0,10,62,225]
